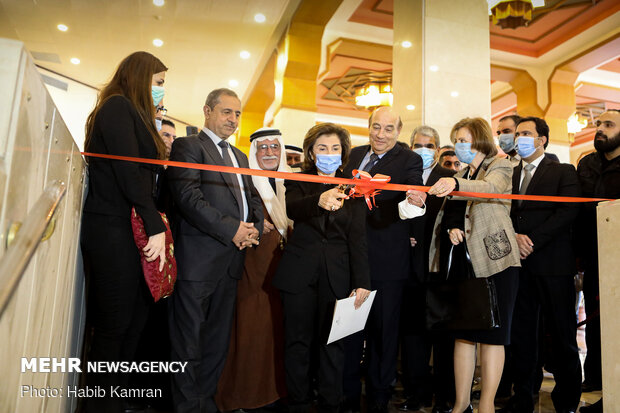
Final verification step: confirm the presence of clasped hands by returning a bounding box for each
[233,221,260,250]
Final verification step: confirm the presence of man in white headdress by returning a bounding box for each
[216,127,291,411]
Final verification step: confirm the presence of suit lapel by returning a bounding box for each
[347,145,370,176]
[525,156,550,196]
[370,144,400,175]
[512,161,522,195]
[427,165,442,186]
[199,131,243,206]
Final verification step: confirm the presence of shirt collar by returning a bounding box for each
[524,152,545,169]
[203,127,225,146]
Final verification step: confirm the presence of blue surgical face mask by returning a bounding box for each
[151,85,165,106]
[155,118,162,131]
[315,154,342,175]
[515,136,537,159]
[454,142,477,165]
[498,133,515,153]
[413,147,436,169]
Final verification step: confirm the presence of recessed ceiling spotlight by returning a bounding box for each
[429,65,439,72]
[57,24,68,32]
[153,0,165,6]
[406,104,415,111]
[240,51,251,59]
[401,40,412,48]
[153,38,164,47]
[254,13,266,23]
[229,79,239,87]
[70,57,80,65]
[450,91,459,97]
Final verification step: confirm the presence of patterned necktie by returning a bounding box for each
[218,140,245,219]
[362,153,380,172]
[518,163,535,206]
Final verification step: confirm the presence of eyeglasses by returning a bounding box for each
[156,106,167,116]
[257,143,280,151]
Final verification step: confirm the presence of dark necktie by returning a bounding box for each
[269,177,277,195]
[218,140,245,219]
[362,153,379,172]
[518,163,535,206]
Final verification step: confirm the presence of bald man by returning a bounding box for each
[342,106,424,413]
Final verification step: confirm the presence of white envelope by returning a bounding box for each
[327,290,377,345]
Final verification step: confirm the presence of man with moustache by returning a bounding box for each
[342,106,424,413]
[577,109,620,413]
[167,88,264,413]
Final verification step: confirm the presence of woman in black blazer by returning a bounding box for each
[273,123,371,413]
[81,51,168,412]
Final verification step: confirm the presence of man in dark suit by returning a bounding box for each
[166,88,264,413]
[342,106,424,413]
[500,116,581,413]
[398,126,456,413]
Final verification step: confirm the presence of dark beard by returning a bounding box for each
[594,130,620,153]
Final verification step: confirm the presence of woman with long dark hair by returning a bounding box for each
[81,51,168,412]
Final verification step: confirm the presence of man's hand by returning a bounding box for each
[233,222,260,250]
[318,188,348,211]
[263,219,275,234]
[516,233,534,259]
[410,237,417,247]
[406,190,427,207]
[448,228,465,245]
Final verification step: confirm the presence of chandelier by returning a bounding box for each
[490,0,534,29]
[355,83,393,108]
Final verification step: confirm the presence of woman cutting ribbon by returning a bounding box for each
[272,123,371,413]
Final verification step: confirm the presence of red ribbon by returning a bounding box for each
[81,152,613,203]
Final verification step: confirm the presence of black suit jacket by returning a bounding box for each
[343,144,423,281]
[510,156,580,275]
[272,169,371,298]
[167,131,264,281]
[411,164,456,283]
[83,95,165,236]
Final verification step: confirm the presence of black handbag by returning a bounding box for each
[425,244,501,331]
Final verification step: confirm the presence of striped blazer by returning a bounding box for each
[429,156,521,278]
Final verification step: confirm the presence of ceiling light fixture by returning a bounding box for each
[153,0,165,6]
[401,40,412,48]
[254,13,266,23]
[567,113,587,134]
[429,65,439,72]
[57,24,68,32]
[355,83,393,108]
[229,79,239,88]
[153,38,164,47]
[450,91,459,97]
[70,57,80,65]
[240,51,251,59]
[406,104,415,111]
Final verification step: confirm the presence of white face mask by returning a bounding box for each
[398,196,426,220]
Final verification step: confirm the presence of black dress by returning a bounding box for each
[440,167,518,345]
[81,95,165,412]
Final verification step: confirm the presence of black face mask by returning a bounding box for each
[594,130,620,153]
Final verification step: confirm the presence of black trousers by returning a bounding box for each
[168,276,238,413]
[280,267,343,413]
[399,283,455,405]
[582,265,601,386]
[81,213,152,413]
[509,269,582,411]
[343,279,406,406]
